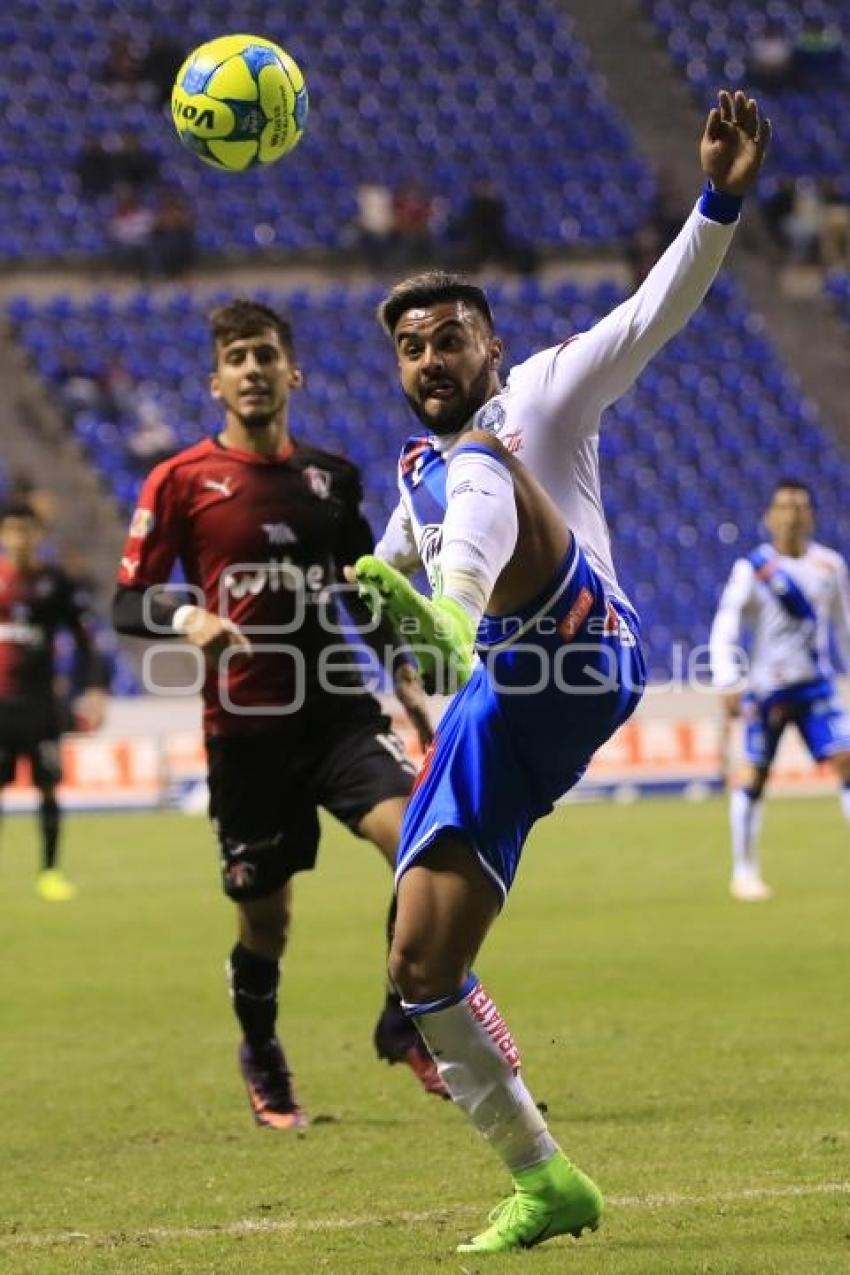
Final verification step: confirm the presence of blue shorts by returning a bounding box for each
[395,536,646,902]
[743,678,850,767]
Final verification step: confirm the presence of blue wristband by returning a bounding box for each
[698,181,742,225]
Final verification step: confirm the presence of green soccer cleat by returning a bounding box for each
[354,555,476,691]
[457,1151,603,1254]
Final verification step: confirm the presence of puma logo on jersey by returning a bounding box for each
[202,476,234,498]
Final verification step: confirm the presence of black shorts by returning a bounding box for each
[207,694,415,901]
[0,703,62,789]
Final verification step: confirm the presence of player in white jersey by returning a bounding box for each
[351,90,770,1254]
[710,480,850,900]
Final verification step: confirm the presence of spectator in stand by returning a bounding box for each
[108,186,156,276]
[625,170,689,286]
[126,395,178,473]
[354,181,395,270]
[100,34,144,94]
[112,132,160,192]
[794,21,843,82]
[55,351,140,425]
[450,180,537,274]
[75,136,115,200]
[140,35,184,106]
[783,177,824,264]
[651,168,688,247]
[7,471,56,532]
[626,222,665,289]
[819,180,850,270]
[746,24,794,90]
[101,358,142,422]
[392,181,434,267]
[55,350,111,423]
[760,177,796,258]
[151,188,198,277]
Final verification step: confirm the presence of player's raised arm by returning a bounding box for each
[539,90,771,426]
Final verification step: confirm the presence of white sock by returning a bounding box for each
[439,447,518,624]
[730,788,764,879]
[840,786,850,822]
[405,977,557,1174]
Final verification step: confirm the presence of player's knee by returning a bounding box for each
[388,939,466,1005]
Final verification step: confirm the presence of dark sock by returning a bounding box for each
[228,943,279,1052]
[39,795,61,872]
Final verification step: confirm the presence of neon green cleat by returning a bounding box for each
[354,555,476,691]
[457,1151,603,1254]
[36,869,78,902]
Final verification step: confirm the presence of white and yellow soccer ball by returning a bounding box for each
[171,34,308,171]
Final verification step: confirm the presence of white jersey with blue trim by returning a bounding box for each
[709,541,850,697]
[376,195,739,602]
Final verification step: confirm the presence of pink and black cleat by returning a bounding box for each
[374,998,450,1101]
[239,1039,309,1131]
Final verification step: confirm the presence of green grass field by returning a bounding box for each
[1,797,848,1274]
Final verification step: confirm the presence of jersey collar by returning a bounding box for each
[212,434,297,464]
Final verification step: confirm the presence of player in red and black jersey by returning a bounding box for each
[0,503,108,901]
[113,299,444,1128]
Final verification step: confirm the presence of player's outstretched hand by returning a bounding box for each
[700,89,771,196]
[177,606,252,666]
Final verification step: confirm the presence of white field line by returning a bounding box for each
[2,1181,848,1251]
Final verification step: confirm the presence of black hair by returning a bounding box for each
[770,478,814,503]
[0,500,42,524]
[208,298,296,362]
[377,271,495,336]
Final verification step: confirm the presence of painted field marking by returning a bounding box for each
[2,1181,848,1250]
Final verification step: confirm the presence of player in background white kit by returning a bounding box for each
[352,91,770,1254]
[710,480,850,901]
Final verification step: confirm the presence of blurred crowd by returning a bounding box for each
[349,177,538,274]
[59,20,849,284]
[760,177,850,269]
[73,33,198,278]
[54,349,176,474]
[746,20,843,91]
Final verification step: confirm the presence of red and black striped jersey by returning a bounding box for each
[116,436,378,736]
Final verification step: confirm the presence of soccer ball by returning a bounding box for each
[171,34,308,171]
